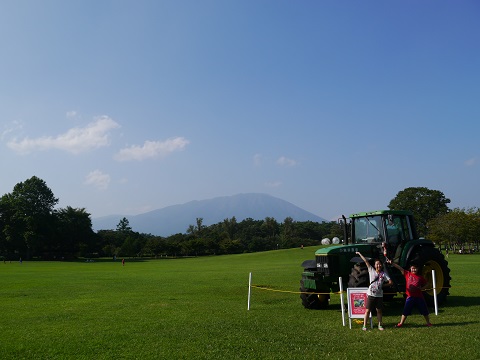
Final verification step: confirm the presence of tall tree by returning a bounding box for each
[282,217,294,238]
[263,217,279,238]
[388,187,450,236]
[117,217,132,233]
[280,217,294,248]
[222,216,237,240]
[55,206,95,258]
[187,217,204,237]
[0,176,58,258]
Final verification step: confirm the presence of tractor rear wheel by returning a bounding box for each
[410,247,451,306]
[348,263,369,288]
[300,279,329,309]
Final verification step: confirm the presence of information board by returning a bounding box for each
[346,287,372,329]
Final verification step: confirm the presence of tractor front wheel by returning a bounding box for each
[300,279,329,309]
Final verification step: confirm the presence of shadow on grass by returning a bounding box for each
[73,258,147,263]
[70,257,181,263]
[443,295,480,308]
[424,320,479,327]
[381,294,480,312]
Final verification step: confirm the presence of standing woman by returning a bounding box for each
[356,251,393,331]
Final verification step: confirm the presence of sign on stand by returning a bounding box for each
[346,288,372,329]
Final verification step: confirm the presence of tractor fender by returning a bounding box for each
[403,240,435,264]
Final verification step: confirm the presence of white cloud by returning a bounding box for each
[7,116,120,154]
[277,156,297,167]
[114,137,189,161]
[465,158,477,167]
[84,170,111,190]
[1,120,23,141]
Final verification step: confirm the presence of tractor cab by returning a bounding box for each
[343,210,418,264]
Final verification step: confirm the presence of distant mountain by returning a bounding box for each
[91,193,327,236]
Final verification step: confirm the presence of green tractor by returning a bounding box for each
[300,210,451,309]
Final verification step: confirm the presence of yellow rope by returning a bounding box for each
[251,284,451,295]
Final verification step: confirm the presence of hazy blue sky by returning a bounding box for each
[1,1,479,221]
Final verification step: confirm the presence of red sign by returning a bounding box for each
[347,288,369,318]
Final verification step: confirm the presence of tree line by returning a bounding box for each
[0,177,478,260]
[387,186,480,251]
[98,216,339,259]
[0,176,340,260]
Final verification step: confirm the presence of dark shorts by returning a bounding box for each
[366,295,384,311]
[403,296,429,316]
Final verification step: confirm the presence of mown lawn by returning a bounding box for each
[0,249,478,359]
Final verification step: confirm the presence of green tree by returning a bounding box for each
[428,207,480,249]
[55,206,95,258]
[97,230,123,257]
[0,176,58,259]
[222,216,238,240]
[263,217,279,238]
[119,235,137,257]
[187,218,204,237]
[280,217,294,248]
[117,217,132,233]
[142,235,164,256]
[388,187,450,236]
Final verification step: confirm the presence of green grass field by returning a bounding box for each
[1,248,479,359]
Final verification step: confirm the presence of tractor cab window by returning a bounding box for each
[385,214,413,262]
[386,217,402,246]
[353,216,383,243]
[385,215,412,245]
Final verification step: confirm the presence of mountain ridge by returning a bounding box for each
[91,193,326,236]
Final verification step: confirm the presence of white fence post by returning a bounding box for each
[432,270,438,315]
[339,277,345,326]
[247,272,252,311]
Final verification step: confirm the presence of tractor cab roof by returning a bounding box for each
[349,210,413,218]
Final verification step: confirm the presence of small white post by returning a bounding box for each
[247,272,252,311]
[432,270,438,315]
[339,277,345,326]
